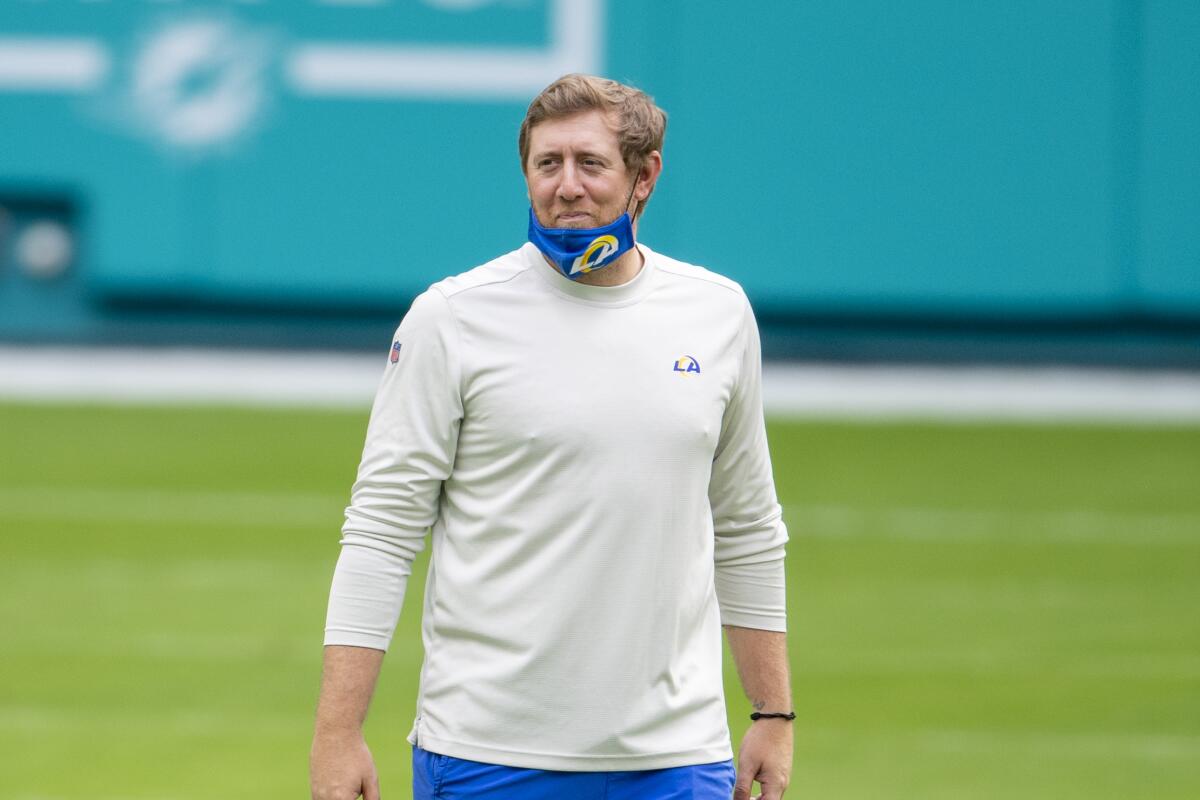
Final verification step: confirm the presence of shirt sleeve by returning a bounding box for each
[323,288,463,650]
[709,296,789,632]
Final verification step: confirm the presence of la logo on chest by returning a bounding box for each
[673,355,701,374]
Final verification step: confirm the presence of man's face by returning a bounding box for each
[525,109,635,230]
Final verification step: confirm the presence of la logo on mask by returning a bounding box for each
[570,235,620,274]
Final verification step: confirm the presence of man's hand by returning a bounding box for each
[310,728,381,800]
[733,718,793,800]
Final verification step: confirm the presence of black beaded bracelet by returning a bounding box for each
[749,711,796,721]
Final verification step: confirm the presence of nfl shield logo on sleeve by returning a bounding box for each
[389,341,402,363]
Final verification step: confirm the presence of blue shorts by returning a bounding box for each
[412,746,736,800]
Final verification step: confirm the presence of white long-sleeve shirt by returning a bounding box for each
[324,242,788,771]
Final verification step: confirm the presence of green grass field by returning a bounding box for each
[1,402,1198,799]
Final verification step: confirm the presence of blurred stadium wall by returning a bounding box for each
[0,0,1197,365]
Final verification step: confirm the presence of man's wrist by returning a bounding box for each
[313,720,366,738]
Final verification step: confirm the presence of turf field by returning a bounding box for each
[1,402,1198,799]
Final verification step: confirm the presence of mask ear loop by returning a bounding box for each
[624,163,641,219]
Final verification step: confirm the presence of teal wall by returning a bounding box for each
[0,0,1197,344]
[1138,0,1200,314]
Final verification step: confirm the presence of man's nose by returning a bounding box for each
[557,163,585,200]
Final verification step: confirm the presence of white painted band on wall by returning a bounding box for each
[286,46,575,98]
[0,38,110,91]
[0,0,602,99]
[285,0,602,98]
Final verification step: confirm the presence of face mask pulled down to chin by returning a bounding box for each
[527,207,636,280]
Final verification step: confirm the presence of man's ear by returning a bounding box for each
[637,151,664,201]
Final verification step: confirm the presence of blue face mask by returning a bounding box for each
[527,208,637,280]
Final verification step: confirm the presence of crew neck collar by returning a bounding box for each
[525,242,656,305]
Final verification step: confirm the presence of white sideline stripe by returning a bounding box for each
[909,728,1200,761]
[16,797,182,800]
[787,505,1200,544]
[285,0,601,98]
[4,706,1198,763]
[0,38,110,91]
[0,705,298,737]
[0,486,345,528]
[762,364,1200,422]
[0,346,384,409]
[2,485,1196,543]
[805,651,1200,681]
[1,345,1199,421]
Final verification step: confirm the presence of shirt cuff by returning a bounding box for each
[715,557,787,632]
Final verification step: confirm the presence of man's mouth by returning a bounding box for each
[556,211,591,224]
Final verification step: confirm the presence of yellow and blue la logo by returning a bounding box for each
[569,234,620,275]
[673,355,701,374]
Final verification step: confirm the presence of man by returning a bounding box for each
[310,74,793,800]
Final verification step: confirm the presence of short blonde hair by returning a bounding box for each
[519,74,667,216]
